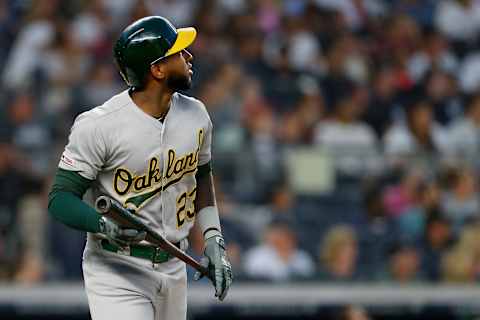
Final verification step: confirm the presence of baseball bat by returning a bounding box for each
[95,195,209,276]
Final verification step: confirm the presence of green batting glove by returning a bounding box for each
[194,235,233,301]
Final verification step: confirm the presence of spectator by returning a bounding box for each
[455,224,480,281]
[396,0,436,27]
[422,70,462,125]
[238,101,281,201]
[262,44,303,113]
[39,20,89,117]
[263,183,298,221]
[7,92,53,177]
[71,0,112,54]
[225,182,299,250]
[199,63,245,144]
[0,143,43,281]
[459,52,480,93]
[146,0,197,26]
[0,0,21,74]
[382,14,422,80]
[315,0,385,31]
[314,84,378,176]
[283,14,322,73]
[420,212,453,281]
[395,180,442,243]
[336,305,371,320]
[441,246,476,283]
[356,183,397,280]
[318,225,358,282]
[320,36,368,108]
[435,0,480,43]
[14,193,47,284]
[457,223,480,256]
[279,78,325,145]
[2,1,57,89]
[363,64,402,138]
[441,166,480,234]
[447,94,480,162]
[383,99,449,164]
[386,242,422,283]
[74,61,122,113]
[244,221,315,282]
[407,31,458,83]
[206,179,255,251]
[383,168,424,218]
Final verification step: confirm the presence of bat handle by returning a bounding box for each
[193,263,209,277]
[95,195,210,277]
[200,265,209,276]
[95,196,113,214]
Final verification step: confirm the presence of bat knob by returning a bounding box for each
[95,196,112,214]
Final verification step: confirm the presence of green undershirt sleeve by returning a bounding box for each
[48,168,102,233]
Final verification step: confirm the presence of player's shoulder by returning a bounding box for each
[174,92,209,116]
[72,90,131,128]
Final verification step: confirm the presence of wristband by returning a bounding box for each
[197,206,222,240]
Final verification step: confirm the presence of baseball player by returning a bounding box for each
[48,16,232,320]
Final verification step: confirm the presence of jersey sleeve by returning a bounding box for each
[58,114,107,180]
[198,112,213,166]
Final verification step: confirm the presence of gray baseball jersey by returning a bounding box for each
[59,89,212,243]
[59,89,212,320]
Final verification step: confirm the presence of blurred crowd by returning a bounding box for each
[2,0,480,287]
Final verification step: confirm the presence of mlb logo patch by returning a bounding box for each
[61,153,75,166]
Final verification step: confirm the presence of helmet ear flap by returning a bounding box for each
[115,50,131,86]
[113,43,131,87]
[114,39,148,89]
[117,66,130,86]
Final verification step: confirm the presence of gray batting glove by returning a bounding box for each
[194,236,233,301]
[99,216,146,248]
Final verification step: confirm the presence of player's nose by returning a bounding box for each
[182,49,193,62]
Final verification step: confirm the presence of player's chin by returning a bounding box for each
[183,74,193,89]
[186,69,193,83]
[166,73,192,91]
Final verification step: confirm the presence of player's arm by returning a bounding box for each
[48,115,144,245]
[48,116,105,233]
[192,107,232,301]
[48,169,145,246]
[194,115,221,240]
[193,163,233,301]
[195,162,220,238]
[48,168,102,232]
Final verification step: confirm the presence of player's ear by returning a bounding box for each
[150,63,166,81]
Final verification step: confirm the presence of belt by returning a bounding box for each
[100,239,179,264]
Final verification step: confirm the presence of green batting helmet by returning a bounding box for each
[114,16,197,89]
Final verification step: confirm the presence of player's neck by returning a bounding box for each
[131,86,173,119]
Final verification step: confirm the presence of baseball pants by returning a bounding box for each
[82,240,187,320]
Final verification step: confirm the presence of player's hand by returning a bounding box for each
[99,216,146,248]
[194,235,233,301]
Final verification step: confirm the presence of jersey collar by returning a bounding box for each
[119,89,177,130]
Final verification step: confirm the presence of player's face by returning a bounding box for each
[164,49,194,91]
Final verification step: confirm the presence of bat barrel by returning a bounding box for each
[95,196,112,214]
